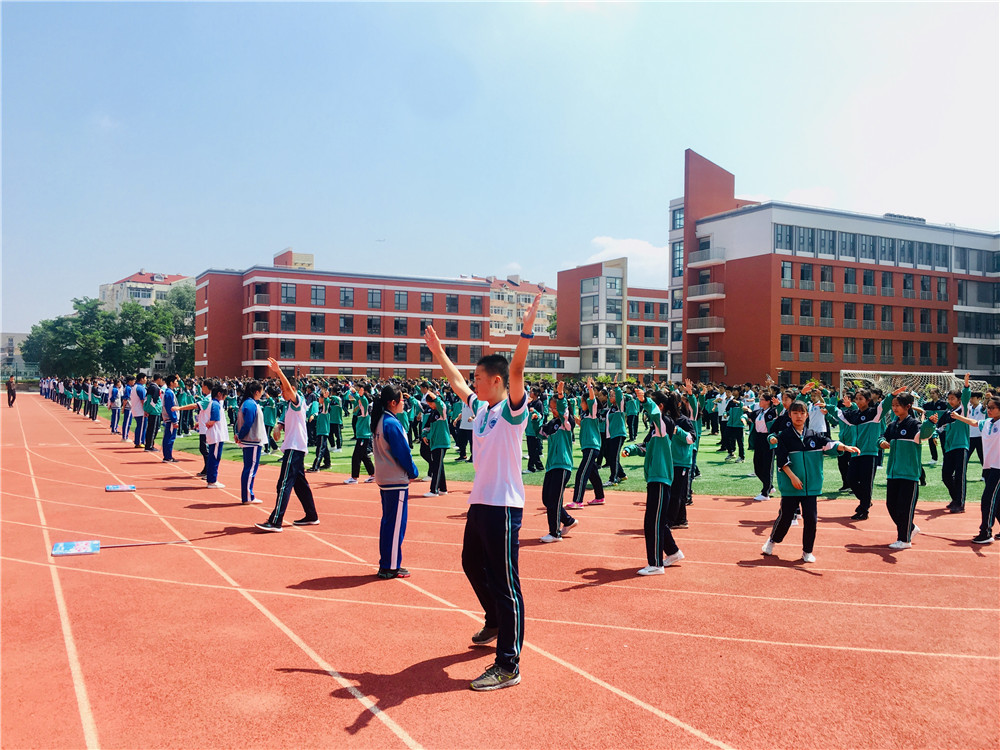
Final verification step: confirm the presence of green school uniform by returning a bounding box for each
[544,426,575,472]
[883,420,937,481]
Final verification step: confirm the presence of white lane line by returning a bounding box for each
[12,409,101,749]
[6,554,996,663]
[30,400,422,750]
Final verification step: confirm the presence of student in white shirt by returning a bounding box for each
[424,292,541,692]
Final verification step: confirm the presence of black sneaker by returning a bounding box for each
[837,486,850,493]
[470,664,520,691]
[851,512,869,521]
[948,507,965,514]
[994,532,1000,541]
[395,567,410,578]
[292,518,320,526]
[471,626,499,646]
[971,533,994,544]
[195,471,207,478]
[254,522,282,533]
[305,468,318,473]
[376,567,410,579]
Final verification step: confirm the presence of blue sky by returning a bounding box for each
[2,1,997,332]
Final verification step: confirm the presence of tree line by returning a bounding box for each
[21,285,196,377]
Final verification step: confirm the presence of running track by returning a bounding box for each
[2,394,998,749]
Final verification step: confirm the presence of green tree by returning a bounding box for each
[160,283,196,375]
[546,309,557,336]
[105,302,174,375]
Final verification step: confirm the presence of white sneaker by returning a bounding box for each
[333,448,342,453]
[423,491,439,497]
[768,489,775,496]
[248,498,262,504]
[801,552,816,563]
[539,534,561,543]
[753,494,767,502]
[927,461,937,468]
[364,477,376,483]
[791,516,799,526]
[762,538,774,555]
[663,550,684,567]
[424,476,432,482]
[888,540,912,549]
[521,469,531,475]
[438,490,448,495]
[912,524,920,535]
[560,519,579,535]
[344,478,358,484]
[637,565,664,576]
[206,482,225,489]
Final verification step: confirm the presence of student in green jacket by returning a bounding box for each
[345,383,375,484]
[307,388,332,472]
[422,390,451,496]
[538,397,578,543]
[604,382,629,485]
[935,373,972,513]
[837,387,903,521]
[763,401,858,563]
[143,381,164,452]
[568,378,605,508]
[328,388,344,452]
[638,391,684,575]
[879,392,937,549]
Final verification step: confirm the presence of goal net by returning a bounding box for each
[839,370,990,396]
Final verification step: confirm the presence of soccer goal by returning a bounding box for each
[839,369,990,395]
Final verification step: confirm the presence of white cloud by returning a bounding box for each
[504,261,523,273]
[585,236,670,284]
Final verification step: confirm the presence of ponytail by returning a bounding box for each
[370,384,403,426]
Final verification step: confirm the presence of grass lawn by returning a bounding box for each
[99,406,980,504]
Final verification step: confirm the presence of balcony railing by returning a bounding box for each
[687,247,726,266]
[780,315,795,325]
[937,325,949,334]
[253,349,269,359]
[920,290,932,300]
[881,287,895,297]
[686,316,725,331]
[843,319,858,328]
[843,353,858,363]
[686,350,725,363]
[844,283,859,294]
[820,281,836,292]
[687,283,725,299]
[862,285,877,295]
[799,280,815,291]
[902,356,916,365]
[920,323,932,333]
[862,320,877,329]
[781,279,795,289]
[253,293,270,305]
[937,357,949,367]
[919,357,933,366]
[881,356,895,365]
[902,322,915,332]
[820,353,834,362]
[902,288,915,298]
[799,352,814,362]
[881,321,894,331]
[862,354,876,364]
[780,352,794,361]
[799,316,815,326]
[819,317,834,327]
[253,321,269,332]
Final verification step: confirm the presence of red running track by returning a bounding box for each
[2,394,998,749]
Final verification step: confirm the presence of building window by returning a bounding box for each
[310,313,324,333]
[844,267,857,286]
[393,343,407,362]
[606,277,622,296]
[155,291,167,300]
[840,232,857,260]
[445,320,459,339]
[420,292,434,312]
[581,295,600,321]
[340,288,354,308]
[775,224,793,251]
[672,242,684,277]
[800,299,813,317]
[394,318,408,336]
[445,345,458,361]
[280,339,295,359]
[863,338,875,357]
[281,284,296,304]
[419,345,433,363]
[470,321,482,339]
[671,321,682,342]
[420,319,433,335]
[310,341,325,360]
[367,342,380,362]
[843,337,856,356]
[606,299,622,320]
[781,261,793,281]
[800,263,813,281]
[280,311,296,332]
[820,300,833,320]
[339,341,353,361]
[469,345,482,362]
[367,316,381,335]
[780,334,792,353]
[844,302,856,321]
[781,297,793,317]
[820,336,833,355]
[311,285,325,306]
[368,289,382,309]
[937,277,948,301]
[671,290,682,310]
[394,291,407,311]
[339,315,353,334]
[671,207,684,230]
[470,296,483,315]
[446,294,459,314]
[581,277,599,294]
[881,271,893,290]
[799,336,813,354]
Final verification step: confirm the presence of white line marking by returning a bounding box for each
[12,408,101,749]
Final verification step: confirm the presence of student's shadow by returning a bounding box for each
[185,502,246,510]
[561,566,639,591]
[844,543,899,564]
[187,526,259,542]
[914,506,951,522]
[941,536,995,557]
[277,648,486,735]
[615,528,644,538]
[445,512,467,520]
[821,515,863,530]
[738,519,774,537]
[288,574,379,591]
[736,557,823,577]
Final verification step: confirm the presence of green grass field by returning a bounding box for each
[98,406,982,504]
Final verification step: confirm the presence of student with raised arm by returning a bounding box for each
[254,358,319,532]
[940,397,1000,544]
[423,292,540,692]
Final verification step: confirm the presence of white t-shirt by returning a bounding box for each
[466,394,527,508]
[206,399,229,445]
[280,391,309,453]
[977,418,999,470]
[969,404,985,438]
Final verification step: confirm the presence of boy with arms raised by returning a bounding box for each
[424,293,540,692]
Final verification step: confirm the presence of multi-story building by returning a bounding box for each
[673,150,999,386]
[195,250,493,379]
[0,332,37,379]
[478,275,557,339]
[98,270,193,313]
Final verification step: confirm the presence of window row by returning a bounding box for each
[257,283,484,313]
[779,335,949,362]
[774,223,998,272]
[268,312,481,339]
[778,299,950,332]
[276,340,482,363]
[779,262,950,301]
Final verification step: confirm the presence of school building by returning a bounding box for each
[671,149,999,386]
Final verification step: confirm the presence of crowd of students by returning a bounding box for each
[35,326,1000,690]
